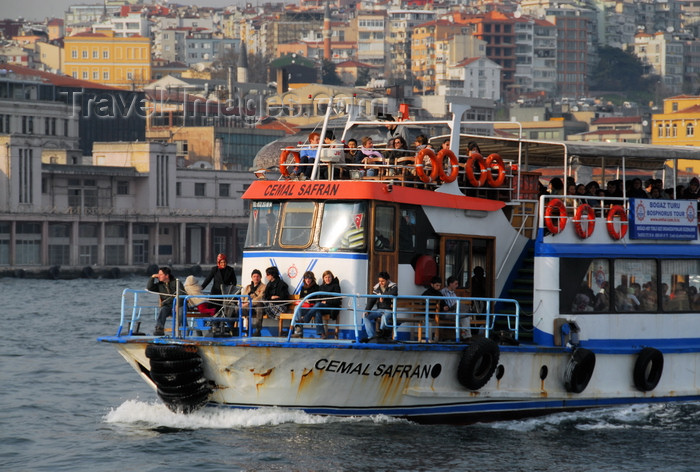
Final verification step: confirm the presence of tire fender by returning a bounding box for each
[456,338,500,390]
[633,347,663,392]
[563,348,596,393]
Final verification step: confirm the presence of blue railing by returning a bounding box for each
[115,289,520,342]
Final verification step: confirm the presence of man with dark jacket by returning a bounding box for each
[147,266,185,336]
[262,266,289,319]
[362,271,398,339]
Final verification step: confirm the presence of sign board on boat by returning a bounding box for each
[629,198,698,240]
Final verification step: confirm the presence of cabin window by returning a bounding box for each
[560,258,610,313]
[613,259,656,312]
[280,201,316,247]
[444,239,471,288]
[319,202,367,250]
[661,260,700,312]
[245,201,280,248]
[374,205,395,251]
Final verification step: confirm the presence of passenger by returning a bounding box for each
[667,282,690,311]
[344,138,362,178]
[470,266,487,314]
[147,266,186,336]
[639,281,658,311]
[422,276,448,315]
[292,271,320,338]
[413,134,429,151]
[184,275,216,316]
[383,136,410,167]
[383,114,409,144]
[442,275,472,340]
[360,136,383,177]
[441,138,450,151]
[362,271,398,340]
[298,132,321,179]
[316,270,342,330]
[549,177,564,196]
[240,269,266,336]
[682,177,700,199]
[594,281,610,311]
[627,178,648,198]
[319,130,343,179]
[262,266,289,320]
[202,253,237,299]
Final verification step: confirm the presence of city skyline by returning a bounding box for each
[1,0,256,22]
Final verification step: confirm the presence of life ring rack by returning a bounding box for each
[279,148,301,177]
[484,153,506,187]
[465,152,488,187]
[573,203,596,239]
[415,148,439,183]
[606,205,628,240]
[436,149,460,183]
[544,198,567,234]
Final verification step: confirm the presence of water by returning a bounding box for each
[1,277,699,471]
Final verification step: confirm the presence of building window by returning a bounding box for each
[176,181,181,196]
[93,71,99,80]
[103,50,109,59]
[219,183,230,197]
[92,49,98,58]
[672,123,677,137]
[657,123,663,137]
[117,181,129,195]
[82,50,88,58]
[71,49,77,58]
[18,148,33,204]
[82,71,88,79]
[103,71,109,80]
[687,123,694,137]
[194,182,206,196]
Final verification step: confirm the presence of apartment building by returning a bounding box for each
[63,31,151,90]
[633,32,684,95]
[385,9,436,82]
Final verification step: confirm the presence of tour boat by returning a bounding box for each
[99,103,700,424]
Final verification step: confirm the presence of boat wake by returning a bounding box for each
[103,399,406,429]
[484,401,700,432]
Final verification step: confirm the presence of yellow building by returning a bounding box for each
[651,95,700,174]
[63,31,151,90]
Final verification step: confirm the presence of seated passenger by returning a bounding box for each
[362,271,398,340]
[422,276,448,316]
[240,269,266,336]
[262,266,289,320]
[360,136,384,177]
[292,271,321,338]
[441,276,471,340]
[184,275,217,316]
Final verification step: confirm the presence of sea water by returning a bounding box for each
[1,276,699,472]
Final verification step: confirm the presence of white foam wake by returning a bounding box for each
[103,399,404,429]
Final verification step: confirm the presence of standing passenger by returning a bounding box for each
[148,267,185,336]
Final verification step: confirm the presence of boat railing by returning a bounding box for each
[115,289,520,342]
[288,292,521,343]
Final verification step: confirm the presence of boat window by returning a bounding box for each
[444,239,471,288]
[374,205,395,251]
[280,201,316,247]
[613,260,656,312]
[560,258,610,313]
[319,202,367,251]
[245,202,280,248]
[661,260,700,312]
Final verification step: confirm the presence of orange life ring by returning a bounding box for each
[436,149,460,183]
[606,205,628,240]
[544,199,567,234]
[573,203,596,239]
[415,148,438,183]
[279,148,300,177]
[465,152,488,187]
[485,153,506,187]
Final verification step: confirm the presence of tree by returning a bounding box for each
[321,59,342,85]
[355,68,371,87]
[590,46,646,92]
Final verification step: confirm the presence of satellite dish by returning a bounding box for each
[514,11,522,18]
[642,120,649,127]
[667,26,674,33]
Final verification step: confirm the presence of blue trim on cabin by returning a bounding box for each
[244,251,369,260]
[533,327,700,353]
[535,241,700,258]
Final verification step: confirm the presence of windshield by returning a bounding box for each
[245,202,280,248]
[319,202,367,251]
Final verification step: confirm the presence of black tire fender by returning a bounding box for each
[146,344,199,360]
[564,348,596,393]
[633,347,664,392]
[456,337,500,390]
[150,368,204,386]
[149,357,202,373]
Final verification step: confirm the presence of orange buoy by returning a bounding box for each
[436,149,460,183]
[573,203,596,238]
[465,152,488,187]
[279,149,300,177]
[606,205,628,240]
[544,199,567,234]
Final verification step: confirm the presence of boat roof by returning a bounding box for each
[455,134,700,170]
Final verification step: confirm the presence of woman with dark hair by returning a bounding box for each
[262,266,289,320]
[241,269,266,336]
[293,271,321,338]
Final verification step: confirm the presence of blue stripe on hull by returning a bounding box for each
[208,395,700,424]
